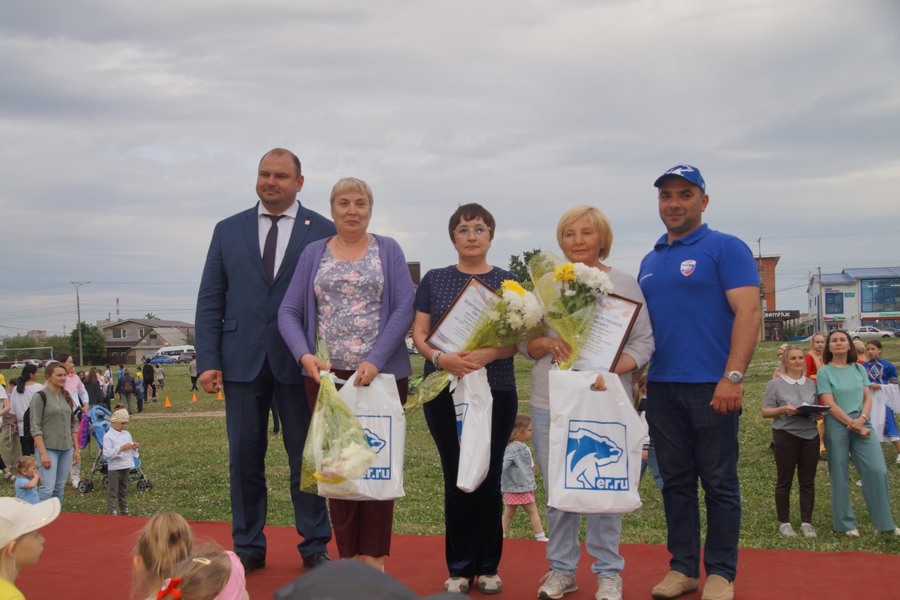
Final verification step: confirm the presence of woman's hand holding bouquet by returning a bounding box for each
[408,279,545,409]
[527,251,613,370]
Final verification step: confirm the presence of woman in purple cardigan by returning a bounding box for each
[278,177,414,572]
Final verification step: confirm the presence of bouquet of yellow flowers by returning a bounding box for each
[300,338,377,495]
[407,280,545,410]
[528,251,613,370]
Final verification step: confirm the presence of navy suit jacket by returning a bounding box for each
[195,202,336,384]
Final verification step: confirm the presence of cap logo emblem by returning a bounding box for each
[680,260,696,276]
[667,165,694,177]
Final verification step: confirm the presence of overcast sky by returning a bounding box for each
[1,0,898,338]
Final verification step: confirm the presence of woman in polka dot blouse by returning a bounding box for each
[412,203,520,595]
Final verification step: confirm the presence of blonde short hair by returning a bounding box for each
[556,205,613,261]
[133,512,194,595]
[330,177,373,207]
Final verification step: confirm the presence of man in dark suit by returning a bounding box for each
[196,148,336,573]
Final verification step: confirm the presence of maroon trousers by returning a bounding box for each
[305,369,408,558]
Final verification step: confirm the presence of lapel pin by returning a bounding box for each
[304,219,310,225]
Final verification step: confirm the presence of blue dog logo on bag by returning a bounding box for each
[364,428,386,454]
[358,415,392,480]
[454,402,469,440]
[565,420,629,491]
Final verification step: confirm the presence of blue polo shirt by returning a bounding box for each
[638,224,759,383]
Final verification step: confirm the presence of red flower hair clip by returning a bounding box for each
[157,577,182,600]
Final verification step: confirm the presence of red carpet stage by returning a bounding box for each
[23,512,898,599]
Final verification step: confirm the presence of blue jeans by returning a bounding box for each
[37,446,73,504]
[640,442,664,493]
[646,382,741,581]
[531,406,624,578]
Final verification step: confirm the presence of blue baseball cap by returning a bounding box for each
[653,164,706,192]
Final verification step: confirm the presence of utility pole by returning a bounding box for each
[71,281,89,366]
[817,266,823,334]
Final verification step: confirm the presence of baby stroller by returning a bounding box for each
[77,405,153,493]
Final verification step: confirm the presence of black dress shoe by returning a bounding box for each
[237,553,266,574]
[302,551,331,569]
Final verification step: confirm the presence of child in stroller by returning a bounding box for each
[77,405,152,494]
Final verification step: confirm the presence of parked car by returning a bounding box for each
[847,326,895,340]
[8,359,41,369]
[149,355,178,365]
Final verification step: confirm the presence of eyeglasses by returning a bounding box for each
[454,226,491,238]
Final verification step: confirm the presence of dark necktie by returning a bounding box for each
[262,214,284,283]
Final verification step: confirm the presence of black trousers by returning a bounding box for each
[772,428,819,523]
[423,386,518,578]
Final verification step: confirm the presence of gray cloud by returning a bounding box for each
[1,0,898,336]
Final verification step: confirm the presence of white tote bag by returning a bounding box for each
[454,368,493,493]
[870,383,900,443]
[547,370,646,514]
[324,372,406,501]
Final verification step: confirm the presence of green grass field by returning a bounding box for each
[4,340,900,554]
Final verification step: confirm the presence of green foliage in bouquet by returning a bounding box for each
[300,337,377,494]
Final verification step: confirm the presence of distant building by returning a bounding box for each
[408,261,421,286]
[755,255,792,340]
[98,318,194,364]
[808,267,900,333]
[26,330,48,341]
[755,255,780,311]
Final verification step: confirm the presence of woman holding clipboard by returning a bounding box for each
[761,344,822,538]
[411,203,519,595]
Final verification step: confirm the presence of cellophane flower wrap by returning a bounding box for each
[300,338,377,495]
[528,251,613,370]
[407,279,545,410]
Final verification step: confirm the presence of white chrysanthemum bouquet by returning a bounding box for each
[528,252,613,370]
[301,338,377,495]
[407,280,545,410]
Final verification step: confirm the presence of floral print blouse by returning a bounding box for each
[314,237,384,370]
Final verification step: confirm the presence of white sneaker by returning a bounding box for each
[444,577,471,593]
[538,570,578,599]
[535,533,549,542]
[71,478,81,490]
[779,523,796,537]
[845,528,860,537]
[478,574,503,594]
[595,575,622,600]
[800,523,817,538]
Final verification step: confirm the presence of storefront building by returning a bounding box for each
[808,267,900,333]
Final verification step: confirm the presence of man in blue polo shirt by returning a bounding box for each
[638,164,760,600]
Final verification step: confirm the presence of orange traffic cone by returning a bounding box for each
[191,393,197,403]
[217,390,224,400]
[164,396,172,408]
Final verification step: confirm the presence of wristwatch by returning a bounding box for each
[724,371,744,384]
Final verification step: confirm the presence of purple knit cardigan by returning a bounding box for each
[278,234,414,379]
